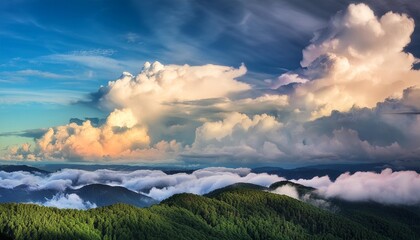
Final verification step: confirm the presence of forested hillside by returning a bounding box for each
[0,182,418,240]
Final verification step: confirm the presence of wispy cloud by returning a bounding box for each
[124,32,141,43]
[0,128,48,139]
[1,13,67,35]
[15,69,72,79]
[0,89,87,104]
[41,54,141,72]
[70,49,117,56]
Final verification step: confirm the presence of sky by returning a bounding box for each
[1,0,420,167]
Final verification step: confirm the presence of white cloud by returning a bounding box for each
[293,175,331,190]
[294,169,420,205]
[6,143,37,161]
[185,112,284,161]
[185,112,404,163]
[272,73,308,88]
[269,184,331,210]
[271,185,299,199]
[3,167,420,206]
[95,61,250,125]
[274,3,420,119]
[36,108,150,160]
[0,171,43,189]
[214,94,289,114]
[9,95,416,163]
[0,168,284,202]
[35,193,97,209]
[145,170,284,201]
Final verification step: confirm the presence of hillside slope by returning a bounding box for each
[0,182,418,240]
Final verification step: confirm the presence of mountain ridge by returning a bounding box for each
[0,181,419,239]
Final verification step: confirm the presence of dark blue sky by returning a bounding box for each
[2,0,419,87]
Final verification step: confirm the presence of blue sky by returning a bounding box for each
[1,0,420,166]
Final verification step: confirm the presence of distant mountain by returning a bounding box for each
[0,184,157,208]
[254,166,342,180]
[252,163,401,180]
[31,163,196,173]
[0,182,419,239]
[0,186,56,203]
[68,184,157,208]
[0,165,49,174]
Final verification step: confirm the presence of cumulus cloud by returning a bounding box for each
[274,3,420,119]
[297,87,420,161]
[6,143,37,161]
[169,94,289,118]
[5,4,420,165]
[35,193,97,209]
[80,61,278,153]
[185,112,284,161]
[184,111,406,163]
[215,94,290,117]
[38,108,150,160]
[272,73,308,89]
[10,91,418,163]
[94,61,250,125]
[294,169,420,205]
[7,108,180,161]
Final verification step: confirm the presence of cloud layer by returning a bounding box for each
[0,167,282,197]
[2,167,420,208]
[294,168,420,205]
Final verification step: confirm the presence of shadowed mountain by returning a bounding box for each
[253,163,398,180]
[0,165,49,174]
[0,186,56,203]
[0,184,157,208]
[26,163,196,174]
[68,184,157,208]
